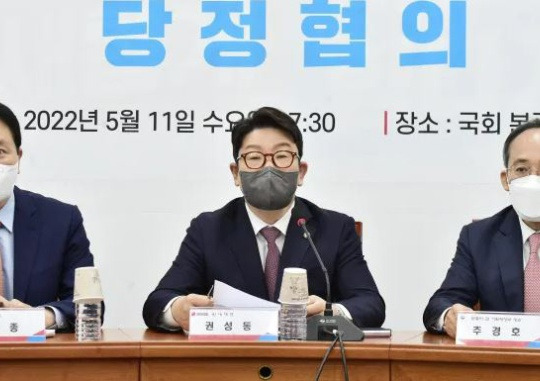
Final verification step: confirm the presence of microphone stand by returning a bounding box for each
[298,219,364,341]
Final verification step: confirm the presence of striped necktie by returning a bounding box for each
[0,222,4,298]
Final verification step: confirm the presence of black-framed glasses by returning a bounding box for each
[237,150,299,170]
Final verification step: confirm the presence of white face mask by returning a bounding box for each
[508,175,540,222]
[0,163,18,203]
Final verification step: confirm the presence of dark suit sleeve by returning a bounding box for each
[423,225,479,333]
[143,216,208,331]
[335,217,385,328]
[46,206,95,330]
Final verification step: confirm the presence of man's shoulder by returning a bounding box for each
[296,197,354,224]
[191,197,245,223]
[464,205,517,236]
[467,205,514,226]
[15,187,78,214]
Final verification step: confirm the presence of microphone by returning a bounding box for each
[297,218,332,315]
[297,218,364,341]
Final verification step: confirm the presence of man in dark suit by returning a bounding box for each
[424,119,540,338]
[0,103,95,331]
[143,107,385,332]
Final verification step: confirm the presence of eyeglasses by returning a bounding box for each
[507,164,540,179]
[237,150,299,170]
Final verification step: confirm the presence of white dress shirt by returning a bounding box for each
[518,218,540,268]
[0,193,16,300]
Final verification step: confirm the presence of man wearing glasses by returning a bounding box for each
[424,119,540,338]
[143,106,385,332]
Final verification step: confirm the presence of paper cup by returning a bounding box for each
[278,267,309,304]
[73,267,104,303]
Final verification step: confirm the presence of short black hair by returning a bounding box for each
[0,103,22,150]
[231,107,303,160]
[503,119,540,167]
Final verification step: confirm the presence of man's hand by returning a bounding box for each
[0,296,30,309]
[443,303,473,338]
[306,295,326,317]
[0,296,55,328]
[171,294,213,331]
[44,309,56,328]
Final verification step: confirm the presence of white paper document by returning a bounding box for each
[212,280,279,309]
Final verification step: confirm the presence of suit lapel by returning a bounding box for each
[274,199,315,301]
[226,201,268,299]
[13,188,40,301]
[495,209,524,311]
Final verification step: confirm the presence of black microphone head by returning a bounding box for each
[297,218,307,227]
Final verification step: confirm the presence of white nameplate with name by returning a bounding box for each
[456,311,540,348]
[189,307,279,341]
[0,308,46,342]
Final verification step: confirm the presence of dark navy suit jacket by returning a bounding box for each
[424,206,525,332]
[143,197,385,330]
[12,187,95,330]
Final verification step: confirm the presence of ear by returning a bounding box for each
[230,162,241,187]
[17,149,23,174]
[500,169,510,192]
[297,161,308,186]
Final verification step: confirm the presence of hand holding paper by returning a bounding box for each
[171,294,214,331]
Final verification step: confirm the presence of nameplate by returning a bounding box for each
[0,308,46,342]
[189,307,279,341]
[456,311,540,348]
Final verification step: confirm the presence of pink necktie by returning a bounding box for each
[524,233,540,312]
[261,227,281,301]
[0,223,3,297]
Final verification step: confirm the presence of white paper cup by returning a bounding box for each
[278,267,309,304]
[73,267,104,303]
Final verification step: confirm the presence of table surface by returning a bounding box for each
[0,329,139,359]
[391,330,540,365]
[0,328,538,363]
[129,328,400,360]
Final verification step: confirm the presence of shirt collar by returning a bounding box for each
[0,192,15,233]
[245,200,295,237]
[518,217,539,246]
